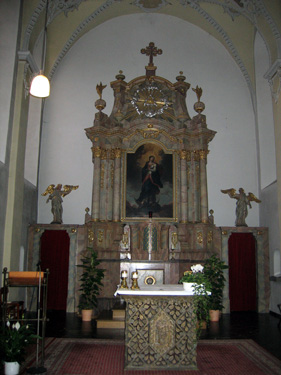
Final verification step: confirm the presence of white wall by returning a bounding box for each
[255,32,276,189]
[38,13,259,226]
[0,0,20,163]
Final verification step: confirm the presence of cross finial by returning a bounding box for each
[141,42,162,67]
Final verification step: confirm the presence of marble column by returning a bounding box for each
[99,149,107,221]
[107,150,115,221]
[92,147,101,221]
[113,148,122,222]
[179,150,188,223]
[199,150,208,223]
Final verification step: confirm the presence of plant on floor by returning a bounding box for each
[0,321,39,364]
[203,255,228,311]
[77,248,105,311]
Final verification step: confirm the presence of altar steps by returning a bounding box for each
[96,304,125,329]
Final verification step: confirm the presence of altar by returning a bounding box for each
[117,285,197,370]
[27,42,270,317]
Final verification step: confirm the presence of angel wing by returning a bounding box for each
[62,185,79,197]
[221,188,236,198]
[41,184,55,196]
[247,192,261,203]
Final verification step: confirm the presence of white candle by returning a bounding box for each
[132,272,138,279]
[121,271,127,278]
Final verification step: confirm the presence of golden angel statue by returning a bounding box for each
[42,184,79,224]
[221,188,261,227]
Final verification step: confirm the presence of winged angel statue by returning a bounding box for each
[42,184,79,224]
[221,188,261,227]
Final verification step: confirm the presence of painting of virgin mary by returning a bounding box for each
[125,143,173,219]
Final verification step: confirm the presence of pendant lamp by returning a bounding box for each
[30,0,50,98]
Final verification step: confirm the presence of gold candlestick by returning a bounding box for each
[131,271,140,290]
[120,271,129,289]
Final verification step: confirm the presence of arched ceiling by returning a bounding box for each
[21,0,281,97]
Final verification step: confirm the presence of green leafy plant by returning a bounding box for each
[203,255,228,311]
[77,248,105,310]
[179,264,212,338]
[0,321,39,363]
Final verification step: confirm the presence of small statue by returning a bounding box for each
[42,184,79,224]
[192,85,203,102]
[96,82,107,99]
[221,188,261,227]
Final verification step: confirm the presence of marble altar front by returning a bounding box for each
[117,285,197,370]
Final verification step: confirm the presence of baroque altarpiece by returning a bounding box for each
[28,43,269,314]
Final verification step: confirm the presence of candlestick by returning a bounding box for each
[120,270,128,289]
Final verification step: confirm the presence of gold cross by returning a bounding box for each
[141,42,162,66]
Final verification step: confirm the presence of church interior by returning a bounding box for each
[1,0,281,370]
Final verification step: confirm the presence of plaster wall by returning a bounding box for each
[38,14,260,228]
[0,0,20,163]
[255,32,276,189]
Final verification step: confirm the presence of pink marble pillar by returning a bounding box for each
[113,148,122,222]
[92,147,101,221]
[199,150,208,223]
[179,150,188,223]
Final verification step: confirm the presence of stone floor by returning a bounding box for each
[44,310,281,361]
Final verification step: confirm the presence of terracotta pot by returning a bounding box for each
[209,309,220,322]
[4,361,20,375]
[81,309,93,321]
[196,320,207,329]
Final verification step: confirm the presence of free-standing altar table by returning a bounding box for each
[116,285,197,370]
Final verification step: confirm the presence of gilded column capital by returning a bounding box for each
[199,149,209,160]
[114,148,122,159]
[101,149,107,160]
[179,150,187,160]
[92,146,102,158]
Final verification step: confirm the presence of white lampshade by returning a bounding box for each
[30,72,50,98]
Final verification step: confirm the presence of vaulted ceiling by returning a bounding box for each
[21,0,281,96]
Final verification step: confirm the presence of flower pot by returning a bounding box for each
[81,309,93,321]
[182,282,194,293]
[4,362,20,375]
[209,309,220,322]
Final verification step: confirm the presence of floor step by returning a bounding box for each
[96,319,125,329]
[96,305,126,329]
[112,308,125,320]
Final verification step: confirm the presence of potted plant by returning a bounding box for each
[179,264,212,337]
[0,321,38,375]
[204,255,228,321]
[77,248,105,321]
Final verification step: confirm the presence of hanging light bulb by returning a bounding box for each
[30,70,50,98]
[29,0,50,98]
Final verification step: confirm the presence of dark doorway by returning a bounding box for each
[40,230,70,311]
[228,233,257,312]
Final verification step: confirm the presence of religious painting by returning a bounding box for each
[124,143,174,220]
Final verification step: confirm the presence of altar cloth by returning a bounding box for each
[115,283,194,296]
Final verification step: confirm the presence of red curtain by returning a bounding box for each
[40,230,70,311]
[228,233,256,312]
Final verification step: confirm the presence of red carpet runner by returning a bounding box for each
[22,338,281,375]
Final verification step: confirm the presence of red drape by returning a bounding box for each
[40,230,70,311]
[228,233,257,312]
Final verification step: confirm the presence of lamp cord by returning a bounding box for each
[41,0,49,73]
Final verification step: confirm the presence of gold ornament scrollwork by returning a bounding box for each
[98,230,104,244]
[101,149,107,160]
[92,146,102,158]
[179,150,187,160]
[197,231,203,244]
[88,229,94,244]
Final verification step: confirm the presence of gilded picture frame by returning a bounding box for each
[122,142,176,221]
